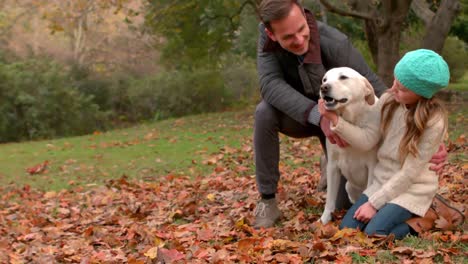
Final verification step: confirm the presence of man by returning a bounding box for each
[253,0,447,228]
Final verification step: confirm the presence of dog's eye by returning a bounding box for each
[323,77,327,83]
[339,75,349,80]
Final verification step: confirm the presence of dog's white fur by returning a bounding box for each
[319,67,379,224]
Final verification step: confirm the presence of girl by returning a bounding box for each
[319,49,452,239]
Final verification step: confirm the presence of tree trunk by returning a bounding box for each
[410,0,434,25]
[73,18,87,66]
[32,16,40,56]
[371,0,412,87]
[421,0,460,53]
[329,0,408,86]
[364,20,378,67]
[375,22,403,87]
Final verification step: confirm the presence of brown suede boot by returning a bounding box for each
[406,194,465,233]
[406,207,437,233]
[431,194,465,229]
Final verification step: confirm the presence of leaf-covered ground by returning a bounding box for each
[1,132,466,263]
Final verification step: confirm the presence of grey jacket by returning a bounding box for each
[257,10,387,126]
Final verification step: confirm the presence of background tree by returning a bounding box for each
[449,0,467,42]
[143,0,261,69]
[143,0,461,86]
[0,0,158,76]
[44,0,139,70]
[410,0,461,52]
[319,0,461,86]
[0,0,463,142]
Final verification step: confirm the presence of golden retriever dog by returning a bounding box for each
[319,67,379,224]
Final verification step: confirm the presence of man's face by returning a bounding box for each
[266,4,310,56]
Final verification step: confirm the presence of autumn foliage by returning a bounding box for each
[0,135,466,263]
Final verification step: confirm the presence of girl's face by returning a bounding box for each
[390,79,422,106]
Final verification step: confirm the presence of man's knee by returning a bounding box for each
[255,101,277,125]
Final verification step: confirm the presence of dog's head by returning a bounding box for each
[320,67,375,111]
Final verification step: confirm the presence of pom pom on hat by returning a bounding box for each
[394,49,450,98]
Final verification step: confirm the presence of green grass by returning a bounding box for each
[350,252,371,263]
[0,109,254,190]
[0,91,466,192]
[375,251,399,263]
[446,105,467,163]
[442,70,468,144]
[399,235,436,250]
[345,236,467,264]
[445,77,468,163]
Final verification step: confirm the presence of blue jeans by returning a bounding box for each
[340,194,413,239]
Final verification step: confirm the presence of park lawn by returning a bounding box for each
[0,109,255,191]
[0,95,466,191]
[445,78,467,163]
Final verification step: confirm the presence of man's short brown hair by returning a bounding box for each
[258,0,303,30]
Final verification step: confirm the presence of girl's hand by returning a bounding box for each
[318,99,339,126]
[354,202,377,223]
[429,144,447,175]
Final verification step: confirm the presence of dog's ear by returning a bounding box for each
[364,78,376,105]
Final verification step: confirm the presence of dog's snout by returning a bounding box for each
[320,84,330,94]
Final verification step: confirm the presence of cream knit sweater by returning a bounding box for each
[331,93,446,216]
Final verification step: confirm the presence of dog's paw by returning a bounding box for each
[320,210,333,224]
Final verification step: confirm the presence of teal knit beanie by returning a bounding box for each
[394,49,450,98]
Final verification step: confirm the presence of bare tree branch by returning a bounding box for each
[318,0,375,21]
[411,0,434,26]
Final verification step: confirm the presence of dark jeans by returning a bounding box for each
[340,194,413,239]
[254,101,352,209]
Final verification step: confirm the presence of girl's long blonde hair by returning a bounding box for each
[380,93,448,165]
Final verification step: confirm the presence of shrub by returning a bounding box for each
[128,67,232,121]
[442,36,467,83]
[0,58,106,142]
[75,77,113,111]
[221,55,258,103]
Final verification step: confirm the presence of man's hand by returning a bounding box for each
[354,202,377,223]
[429,144,447,174]
[318,99,338,125]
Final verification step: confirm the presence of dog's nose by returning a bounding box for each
[320,84,330,94]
